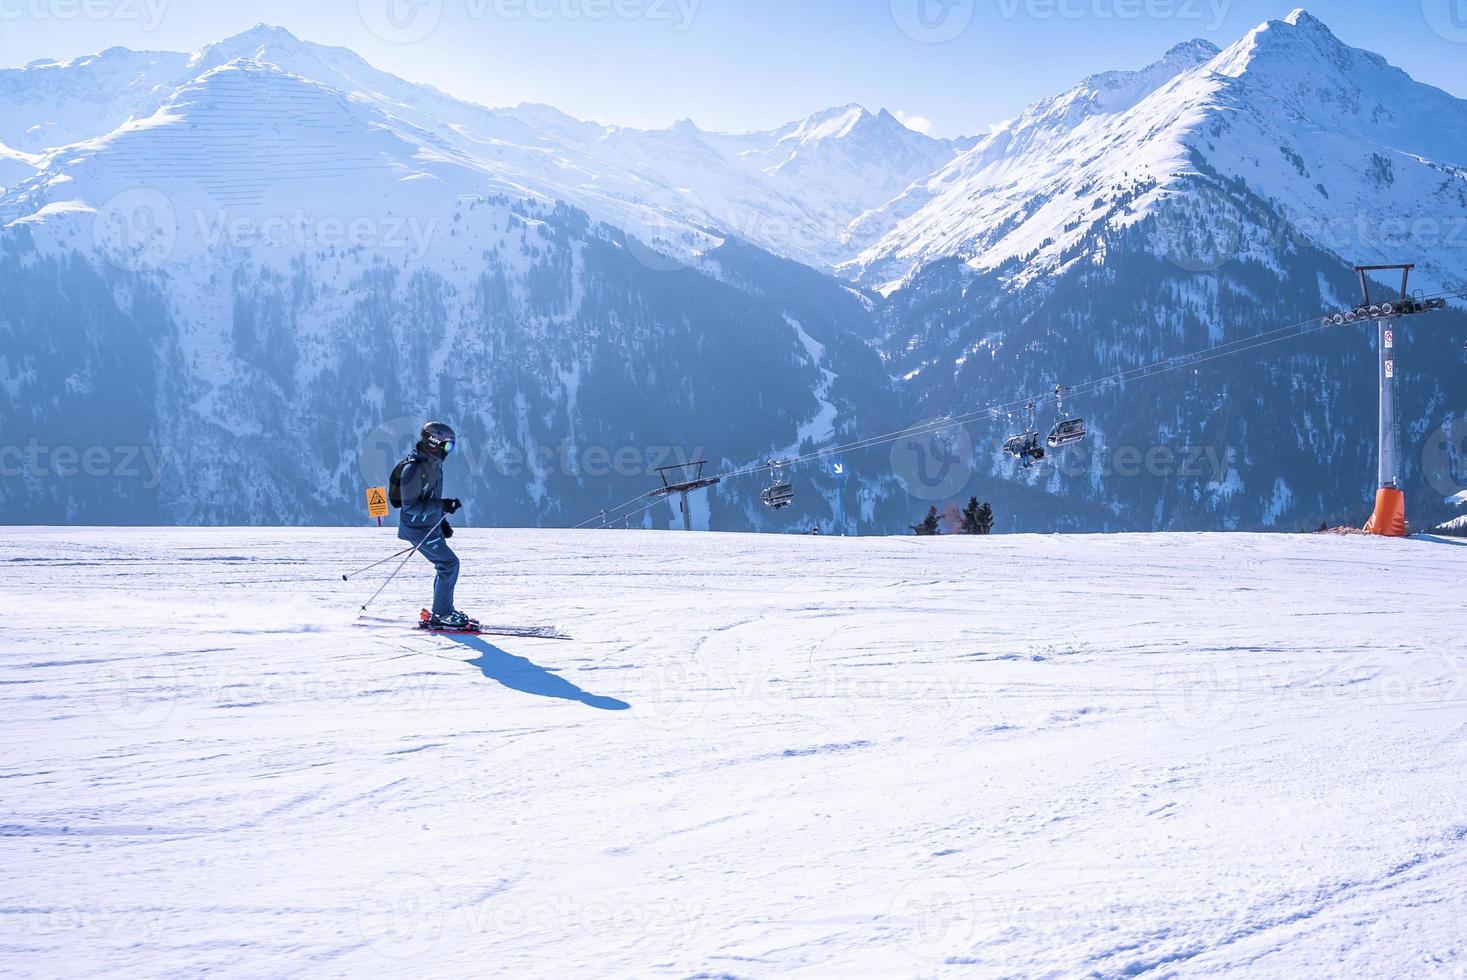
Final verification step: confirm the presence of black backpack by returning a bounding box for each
[388,458,410,509]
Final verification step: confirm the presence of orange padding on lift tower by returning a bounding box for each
[1363,487,1408,537]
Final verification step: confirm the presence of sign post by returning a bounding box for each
[365,486,390,527]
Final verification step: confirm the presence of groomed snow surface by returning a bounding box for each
[5,527,1466,977]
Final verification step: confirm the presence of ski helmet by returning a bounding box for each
[420,421,456,459]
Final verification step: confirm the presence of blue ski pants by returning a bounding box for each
[399,525,459,616]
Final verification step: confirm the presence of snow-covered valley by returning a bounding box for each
[6,527,1466,976]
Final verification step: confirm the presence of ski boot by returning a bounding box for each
[419,609,481,633]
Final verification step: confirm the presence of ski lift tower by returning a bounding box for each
[1325,264,1447,536]
[650,460,721,531]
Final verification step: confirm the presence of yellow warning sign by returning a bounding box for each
[366,486,390,518]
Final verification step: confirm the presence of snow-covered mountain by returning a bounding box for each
[846,10,1467,295]
[870,10,1467,533]
[4,14,1464,287]
[3,25,963,272]
[0,27,929,528]
[2,12,1464,531]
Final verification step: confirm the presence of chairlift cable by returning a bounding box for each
[571,286,1467,528]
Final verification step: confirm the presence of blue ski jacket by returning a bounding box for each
[396,448,447,538]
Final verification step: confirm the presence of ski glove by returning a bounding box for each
[441,520,454,539]
[442,498,462,514]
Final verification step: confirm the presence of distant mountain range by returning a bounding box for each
[2,9,1464,532]
[0,25,966,273]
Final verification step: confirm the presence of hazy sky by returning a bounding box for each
[1,1,1463,136]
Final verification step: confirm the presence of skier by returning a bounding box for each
[392,421,475,630]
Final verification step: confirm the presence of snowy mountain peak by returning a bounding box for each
[189,23,310,67]
[1162,37,1222,61]
[845,9,1467,294]
[185,23,377,85]
[769,104,958,162]
[224,22,304,44]
[1283,7,1328,30]
[782,104,874,143]
[924,32,1217,167]
[1074,36,1219,113]
[1212,6,1365,77]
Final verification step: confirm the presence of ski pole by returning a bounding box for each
[342,545,416,582]
[359,513,449,612]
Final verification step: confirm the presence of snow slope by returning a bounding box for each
[5,527,1466,976]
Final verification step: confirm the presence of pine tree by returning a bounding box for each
[960,497,983,534]
[976,501,994,535]
[911,505,941,536]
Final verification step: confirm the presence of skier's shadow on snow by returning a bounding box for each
[446,635,630,711]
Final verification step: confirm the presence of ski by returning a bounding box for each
[417,623,571,641]
[354,615,570,641]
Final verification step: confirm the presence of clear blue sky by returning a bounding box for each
[1,1,1462,137]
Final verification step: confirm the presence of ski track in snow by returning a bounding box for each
[3,527,1466,977]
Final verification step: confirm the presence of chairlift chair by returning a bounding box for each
[761,459,795,510]
[1047,417,1087,448]
[1003,402,1047,468]
[1046,385,1087,449]
[1003,431,1047,468]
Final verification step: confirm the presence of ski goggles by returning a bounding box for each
[440,439,455,455]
